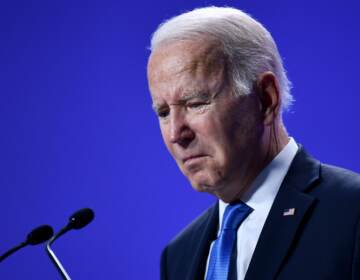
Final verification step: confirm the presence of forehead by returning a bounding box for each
[147,39,227,103]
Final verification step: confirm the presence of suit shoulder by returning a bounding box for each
[315,164,360,209]
[320,163,360,191]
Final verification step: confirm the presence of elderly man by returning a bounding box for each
[147,7,360,280]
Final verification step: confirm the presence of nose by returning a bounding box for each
[169,109,195,148]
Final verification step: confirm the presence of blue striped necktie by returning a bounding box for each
[206,202,253,280]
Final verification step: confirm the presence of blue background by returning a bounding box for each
[0,0,359,279]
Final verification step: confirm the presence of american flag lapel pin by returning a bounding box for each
[283,208,296,216]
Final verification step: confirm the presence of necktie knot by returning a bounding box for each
[221,202,253,231]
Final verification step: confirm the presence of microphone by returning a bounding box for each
[46,208,95,280]
[0,225,54,262]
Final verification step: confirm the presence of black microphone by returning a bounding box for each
[0,225,54,262]
[46,208,95,280]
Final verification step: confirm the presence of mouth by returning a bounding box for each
[182,155,207,164]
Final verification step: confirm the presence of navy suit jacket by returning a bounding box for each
[160,148,360,280]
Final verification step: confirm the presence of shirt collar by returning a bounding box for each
[218,137,299,227]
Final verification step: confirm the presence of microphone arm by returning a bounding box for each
[45,208,95,280]
[0,225,53,263]
[0,242,27,262]
[46,227,72,280]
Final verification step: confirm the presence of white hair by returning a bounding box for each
[150,6,293,111]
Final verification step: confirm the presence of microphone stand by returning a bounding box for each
[45,208,94,280]
[0,224,53,263]
[0,242,27,262]
[46,227,72,280]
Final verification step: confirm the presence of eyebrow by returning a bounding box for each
[151,91,212,112]
[182,91,212,102]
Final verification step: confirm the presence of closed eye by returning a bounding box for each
[187,101,210,110]
[156,108,170,119]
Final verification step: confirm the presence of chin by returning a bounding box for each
[190,177,224,194]
[184,166,226,192]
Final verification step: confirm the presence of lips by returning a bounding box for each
[182,155,207,164]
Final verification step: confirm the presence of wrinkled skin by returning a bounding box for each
[147,39,288,202]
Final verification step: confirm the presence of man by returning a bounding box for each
[147,7,360,280]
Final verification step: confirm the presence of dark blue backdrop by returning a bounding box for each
[1,0,359,279]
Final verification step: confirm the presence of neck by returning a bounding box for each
[220,119,289,203]
[264,119,289,163]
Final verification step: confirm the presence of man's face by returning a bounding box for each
[147,39,265,201]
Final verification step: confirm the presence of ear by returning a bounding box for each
[255,71,281,126]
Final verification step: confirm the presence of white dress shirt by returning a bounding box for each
[205,138,298,280]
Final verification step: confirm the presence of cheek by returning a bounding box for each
[193,113,222,140]
[198,116,230,153]
[197,110,257,169]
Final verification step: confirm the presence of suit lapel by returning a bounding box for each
[186,203,219,280]
[245,148,320,280]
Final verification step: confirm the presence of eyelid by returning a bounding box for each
[186,97,211,106]
[152,93,212,117]
[152,104,169,118]
[184,92,211,101]
[157,109,169,118]
[187,102,208,108]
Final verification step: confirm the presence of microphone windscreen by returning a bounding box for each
[26,225,54,245]
[68,208,95,229]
